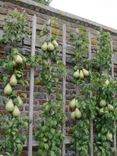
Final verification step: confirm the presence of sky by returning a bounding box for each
[50,0,117,30]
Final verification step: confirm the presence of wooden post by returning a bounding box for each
[111,40,117,156]
[88,32,94,156]
[62,24,66,156]
[28,15,37,156]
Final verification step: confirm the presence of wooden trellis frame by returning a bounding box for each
[28,15,37,156]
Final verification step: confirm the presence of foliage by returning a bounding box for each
[35,24,65,155]
[0,9,30,156]
[70,27,117,156]
[33,0,52,5]
[70,26,90,155]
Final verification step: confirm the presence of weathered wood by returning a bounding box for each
[88,32,94,156]
[28,15,37,156]
[62,23,66,156]
[111,41,117,156]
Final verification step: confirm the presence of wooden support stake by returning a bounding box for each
[28,15,37,156]
[88,32,94,156]
[62,24,66,156]
[111,40,117,156]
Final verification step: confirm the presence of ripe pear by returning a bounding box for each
[10,74,17,86]
[73,70,80,78]
[82,68,89,76]
[79,70,84,79]
[69,98,77,109]
[17,96,23,107]
[106,132,113,141]
[47,42,54,51]
[71,111,76,120]
[41,42,48,51]
[6,99,14,112]
[13,106,20,117]
[107,104,114,111]
[4,83,12,96]
[105,79,110,86]
[100,100,106,107]
[52,40,58,48]
[75,108,81,119]
[15,55,23,65]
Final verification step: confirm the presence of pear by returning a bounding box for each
[105,79,110,86]
[4,83,12,96]
[82,68,89,76]
[71,111,76,120]
[99,108,104,114]
[10,74,17,86]
[17,96,23,107]
[107,104,114,111]
[100,100,106,107]
[13,106,20,117]
[41,42,48,51]
[15,55,23,64]
[47,42,54,51]
[69,98,77,109]
[6,99,14,112]
[73,70,80,78]
[75,108,81,119]
[79,70,84,79]
[52,40,58,48]
[106,132,113,141]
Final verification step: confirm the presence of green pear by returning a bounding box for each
[79,70,84,79]
[52,40,58,48]
[17,96,23,107]
[41,42,48,51]
[47,42,54,51]
[75,108,81,119]
[13,106,20,117]
[73,70,79,78]
[15,55,23,64]
[82,68,89,76]
[10,74,17,86]
[4,83,12,96]
[6,99,14,112]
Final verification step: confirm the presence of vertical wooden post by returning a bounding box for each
[111,41,117,156]
[88,32,94,156]
[28,15,37,156]
[62,24,66,156]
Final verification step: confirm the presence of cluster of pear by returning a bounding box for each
[99,93,114,142]
[99,99,114,115]
[73,68,89,79]
[41,40,58,52]
[4,49,24,117]
[69,98,82,120]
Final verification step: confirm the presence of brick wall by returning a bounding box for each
[0,0,117,155]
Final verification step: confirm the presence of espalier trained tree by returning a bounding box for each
[92,31,117,156]
[70,26,90,156]
[35,22,65,156]
[0,9,30,156]
[70,27,117,156]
